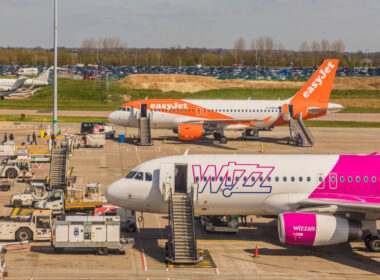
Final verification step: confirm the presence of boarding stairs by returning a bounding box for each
[137,116,152,146]
[48,146,69,191]
[166,188,200,264]
[289,112,314,147]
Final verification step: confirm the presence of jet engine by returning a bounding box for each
[278,212,362,246]
[177,124,204,140]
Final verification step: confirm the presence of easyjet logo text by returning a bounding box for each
[150,103,188,110]
[303,61,335,98]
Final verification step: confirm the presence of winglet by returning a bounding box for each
[369,152,377,156]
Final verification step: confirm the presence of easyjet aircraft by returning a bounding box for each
[108,60,343,143]
[106,153,380,251]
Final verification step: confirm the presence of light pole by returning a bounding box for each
[53,0,58,135]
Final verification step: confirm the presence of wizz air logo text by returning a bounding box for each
[192,162,274,197]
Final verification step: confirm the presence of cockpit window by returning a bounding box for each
[126,171,137,179]
[135,172,144,181]
[119,107,131,112]
[118,107,123,111]
[145,172,152,181]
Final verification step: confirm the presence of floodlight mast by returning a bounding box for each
[53,0,58,134]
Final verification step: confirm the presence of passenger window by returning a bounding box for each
[212,176,215,181]
[372,176,377,183]
[267,176,271,182]
[291,176,295,182]
[318,176,323,182]
[364,176,368,182]
[235,176,239,181]
[331,176,335,182]
[203,177,207,182]
[259,177,263,182]
[299,176,303,182]
[340,176,344,182]
[243,176,247,182]
[348,176,352,182]
[145,172,152,181]
[275,176,279,182]
[135,172,143,181]
[251,176,256,181]
[307,177,311,182]
[219,177,223,182]
[283,176,287,182]
[356,176,360,182]
[195,176,199,182]
[228,176,231,182]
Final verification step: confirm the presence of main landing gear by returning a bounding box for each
[365,235,380,252]
[213,132,227,144]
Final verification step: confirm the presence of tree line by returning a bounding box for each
[0,37,378,67]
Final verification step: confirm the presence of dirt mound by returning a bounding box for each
[120,74,380,93]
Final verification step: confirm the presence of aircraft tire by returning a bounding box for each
[219,136,227,144]
[366,236,380,252]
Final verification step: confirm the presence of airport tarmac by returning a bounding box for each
[0,122,380,279]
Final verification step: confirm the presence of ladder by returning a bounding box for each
[289,112,314,147]
[49,146,69,191]
[166,188,200,264]
[137,116,152,146]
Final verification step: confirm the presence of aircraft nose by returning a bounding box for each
[108,111,118,124]
[105,179,125,205]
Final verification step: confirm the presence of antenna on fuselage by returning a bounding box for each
[184,149,189,155]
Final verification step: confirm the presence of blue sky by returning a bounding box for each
[0,0,378,51]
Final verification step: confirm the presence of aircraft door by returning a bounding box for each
[159,163,175,201]
[141,103,147,118]
[288,104,294,119]
[175,164,188,194]
[329,173,337,189]
[196,107,201,117]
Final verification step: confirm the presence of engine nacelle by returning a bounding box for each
[278,213,362,246]
[178,124,204,141]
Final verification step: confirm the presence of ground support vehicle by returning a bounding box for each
[0,178,15,191]
[0,210,52,241]
[0,157,20,179]
[94,205,136,232]
[52,216,134,255]
[35,184,107,215]
[83,134,105,148]
[10,182,47,207]
[80,122,115,139]
[200,215,239,233]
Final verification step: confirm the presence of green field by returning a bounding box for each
[0,79,379,113]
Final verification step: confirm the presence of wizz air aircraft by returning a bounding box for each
[0,67,54,95]
[106,153,380,251]
[108,60,343,143]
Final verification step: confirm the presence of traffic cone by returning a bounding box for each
[260,143,264,153]
[253,245,259,257]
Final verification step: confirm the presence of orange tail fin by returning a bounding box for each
[291,59,339,105]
